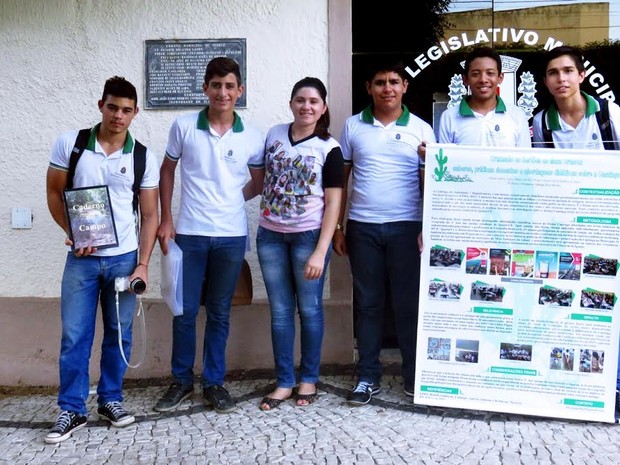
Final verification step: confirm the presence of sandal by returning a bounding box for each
[259,395,290,411]
[295,391,319,407]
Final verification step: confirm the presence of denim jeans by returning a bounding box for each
[172,234,246,387]
[58,250,138,415]
[256,226,329,388]
[346,220,422,386]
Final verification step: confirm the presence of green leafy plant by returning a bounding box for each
[434,149,448,181]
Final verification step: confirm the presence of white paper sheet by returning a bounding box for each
[160,239,183,316]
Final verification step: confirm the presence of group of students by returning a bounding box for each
[44,44,620,444]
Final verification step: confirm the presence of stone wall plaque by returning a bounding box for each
[145,38,246,108]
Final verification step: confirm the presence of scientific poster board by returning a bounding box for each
[415,143,620,423]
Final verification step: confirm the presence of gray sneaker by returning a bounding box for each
[154,382,194,412]
[203,385,236,413]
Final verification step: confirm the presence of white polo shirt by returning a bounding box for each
[166,109,264,236]
[532,92,620,150]
[438,96,531,147]
[340,105,435,223]
[49,125,160,256]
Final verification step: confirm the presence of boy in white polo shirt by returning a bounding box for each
[154,57,265,414]
[532,45,620,416]
[532,45,620,150]
[439,46,531,147]
[46,76,160,443]
[334,60,435,405]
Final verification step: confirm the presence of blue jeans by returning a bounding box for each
[256,226,329,388]
[172,234,246,387]
[58,250,138,415]
[346,220,422,386]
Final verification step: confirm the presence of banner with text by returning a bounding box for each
[415,143,620,423]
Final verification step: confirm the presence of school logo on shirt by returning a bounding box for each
[396,134,401,140]
[592,133,599,141]
[111,165,131,185]
[224,149,238,165]
[495,125,501,132]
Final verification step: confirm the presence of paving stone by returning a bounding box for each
[2,375,620,464]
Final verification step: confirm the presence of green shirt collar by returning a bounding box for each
[459,96,507,116]
[546,91,598,131]
[361,104,411,126]
[86,123,134,153]
[197,107,244,132]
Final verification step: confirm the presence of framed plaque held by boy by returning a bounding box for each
[63,185,118,251]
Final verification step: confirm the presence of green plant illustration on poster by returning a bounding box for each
[433,148,473,182]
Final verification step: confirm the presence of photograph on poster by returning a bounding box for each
[535,251,559,279]
[470,282,505,302]
[558,252,582,280]
[538,286,574,307]
[583,256,618,276]
[427,337,451,361]
[549,347,574,371]
[579,349,605,374]
[465,247,488,274]
[455,339,479,363]
[429,246,464,268]
[489,248,510,276]
[428,281,463,300]
[511,249,535,278]
[500,343,532,361]
[580,289,616,309]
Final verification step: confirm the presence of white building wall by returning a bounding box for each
[0,0,330,299]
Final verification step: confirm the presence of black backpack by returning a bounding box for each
[541,98,615,150]
[66,128,147,214]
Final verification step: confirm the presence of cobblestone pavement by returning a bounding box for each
[2,372,620,465]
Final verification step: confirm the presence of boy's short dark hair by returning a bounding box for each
[464,46,502,74]
[364,58,408,84]
[204,57,242,85]
[101,76,138,105]
[544,45,585,73]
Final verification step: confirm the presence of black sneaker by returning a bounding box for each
[45,410,87,444]
[154,382,194,412]
[203,385,237,413]
[615,390,620,420]
[97,401,135,427]
[404,383,415,397]
[347,381,381,405]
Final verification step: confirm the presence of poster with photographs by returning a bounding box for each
[416,143,620,424]
[63,185,118,251]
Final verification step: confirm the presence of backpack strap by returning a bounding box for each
[594,98,614,150]
[132,140,147,215]
[66,128,92,190]
[541,108,554,149]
